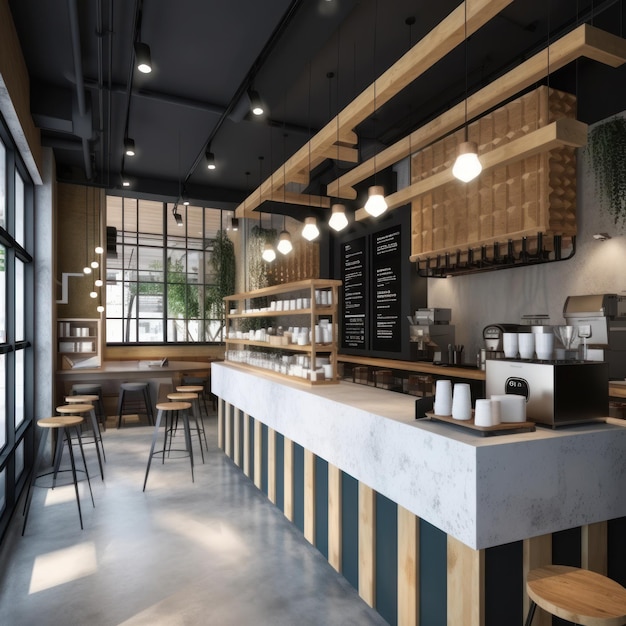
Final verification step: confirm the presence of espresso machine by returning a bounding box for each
[562,293,626,379]
[409,308,455,362]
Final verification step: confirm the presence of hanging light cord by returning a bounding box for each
[463,0,469,142]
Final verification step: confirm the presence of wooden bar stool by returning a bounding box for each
[65,395,106,462]
[525,565,626,626]
[180,377,210,414]
[22,416,95,535]
[56,403,105,480]
[71,383,106,431]
[117,381,154,428]
[143,401,193,491]
[175,386,209,451]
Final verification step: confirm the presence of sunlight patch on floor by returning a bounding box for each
[43,484,81,506]
[29,542,97,594]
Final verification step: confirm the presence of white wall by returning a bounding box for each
[427,113,626,363]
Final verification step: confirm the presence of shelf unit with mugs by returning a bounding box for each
[57,318,101,370]
[223,279,342,385]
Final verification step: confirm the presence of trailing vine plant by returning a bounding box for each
[205,229,236,339]
[586,116,626,226]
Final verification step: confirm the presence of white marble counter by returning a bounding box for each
[212,362,626,550]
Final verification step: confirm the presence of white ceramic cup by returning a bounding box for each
[491,394,526,422]
[452,383,472,421]
[490,398,502,425]
[535,333,554,360]
[474,399,493,427]
[518,333,535,359]
[434,379,453,416]
[503,332,519,358]
[323,364,333,379]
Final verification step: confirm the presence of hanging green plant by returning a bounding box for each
[205,228,236,323]
[586,116,626,226]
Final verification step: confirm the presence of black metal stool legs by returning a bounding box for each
[524,600,537,626]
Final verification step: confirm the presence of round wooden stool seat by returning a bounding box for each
[176,385,203,393]
[167,392,197,401]
[38,415,84,428]
[65,394,99,404]
[56,403,94,414]
[156,401,191,412]
[526,565,626,626]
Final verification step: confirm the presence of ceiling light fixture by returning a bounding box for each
[364,186,388,217]
[97,305,105,313]
[277,223,293,255]
[95,278,103,287]
[452,2,482,183]
[302,216,320,241]
[249,90,265,116]
[205,150,216,170]
[172,205,183,226]
[89,291,98,299]
[134,42,152,74]
[90,260,99,269]
[231,217,239,231]
[365,0,388,218]
[124,137,136,156]
[329,203,349,231]
[262,242,277,262]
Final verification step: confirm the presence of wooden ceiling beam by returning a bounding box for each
[234,0,513,218]
[329,24,626,200]
[354,118,588,222]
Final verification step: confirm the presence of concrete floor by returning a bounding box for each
[0,414,387,626]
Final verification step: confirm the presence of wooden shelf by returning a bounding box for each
[224,279,341,386]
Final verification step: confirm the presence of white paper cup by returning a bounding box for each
[535,333,554,360]
[474,399,493,427]
[491,394,526,422]
[518,333,535,359]
[323,364,333,379]
[452,383,472,421]
[434,379,452,416]
[503,333,519,358]
[490,399,502,425]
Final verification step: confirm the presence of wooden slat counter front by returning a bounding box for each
[56,360,214,411]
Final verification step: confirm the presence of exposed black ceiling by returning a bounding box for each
[8,0,626,212]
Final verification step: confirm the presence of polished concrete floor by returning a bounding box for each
[0,413,387,626]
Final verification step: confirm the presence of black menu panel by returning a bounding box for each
[372,226,402,352]
[341,237,368,350]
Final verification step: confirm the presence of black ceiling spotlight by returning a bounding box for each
[248,89,265,116]
[134,42,152,74]
[205,149,216,170]
[124,137,136,156]
[231,218,239,231]
[172,204,183,226]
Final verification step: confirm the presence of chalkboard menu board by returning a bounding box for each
[341,237,368,350]
[372,226,402,352]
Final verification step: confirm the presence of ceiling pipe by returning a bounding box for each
[67,0,93,180]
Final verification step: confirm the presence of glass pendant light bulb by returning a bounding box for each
[262,243,276,262]
[452,141,482,182]
[89,291,98,299]
[328,204,349,231]
[97,305,105,313]
[83,266,92,275]
[95,279,103,287]
[364,185,388,217]
[276,230,293,255]
[301,217,320,241]
[91,260,99,269]
[95,245,104,254]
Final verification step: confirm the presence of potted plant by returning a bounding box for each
[586,115,626,226]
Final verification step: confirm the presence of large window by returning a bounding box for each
[0,124,34,544]
[105,196,234,344]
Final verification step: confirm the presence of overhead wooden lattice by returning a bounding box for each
[410,86,578,273]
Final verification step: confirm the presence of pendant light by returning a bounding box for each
[83,185,92,274]
[364,0,388,218]
[262,242,277,262]
[95,187,104,254]
[452,1,482,183]
[276,130,292,254]
[302,217,320,241]
[329,203,348,231]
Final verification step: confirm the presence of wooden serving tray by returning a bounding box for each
[424,412,536,436]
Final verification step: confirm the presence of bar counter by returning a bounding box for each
[212,361,626,625]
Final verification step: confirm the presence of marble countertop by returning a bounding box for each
[212,362,626,550]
